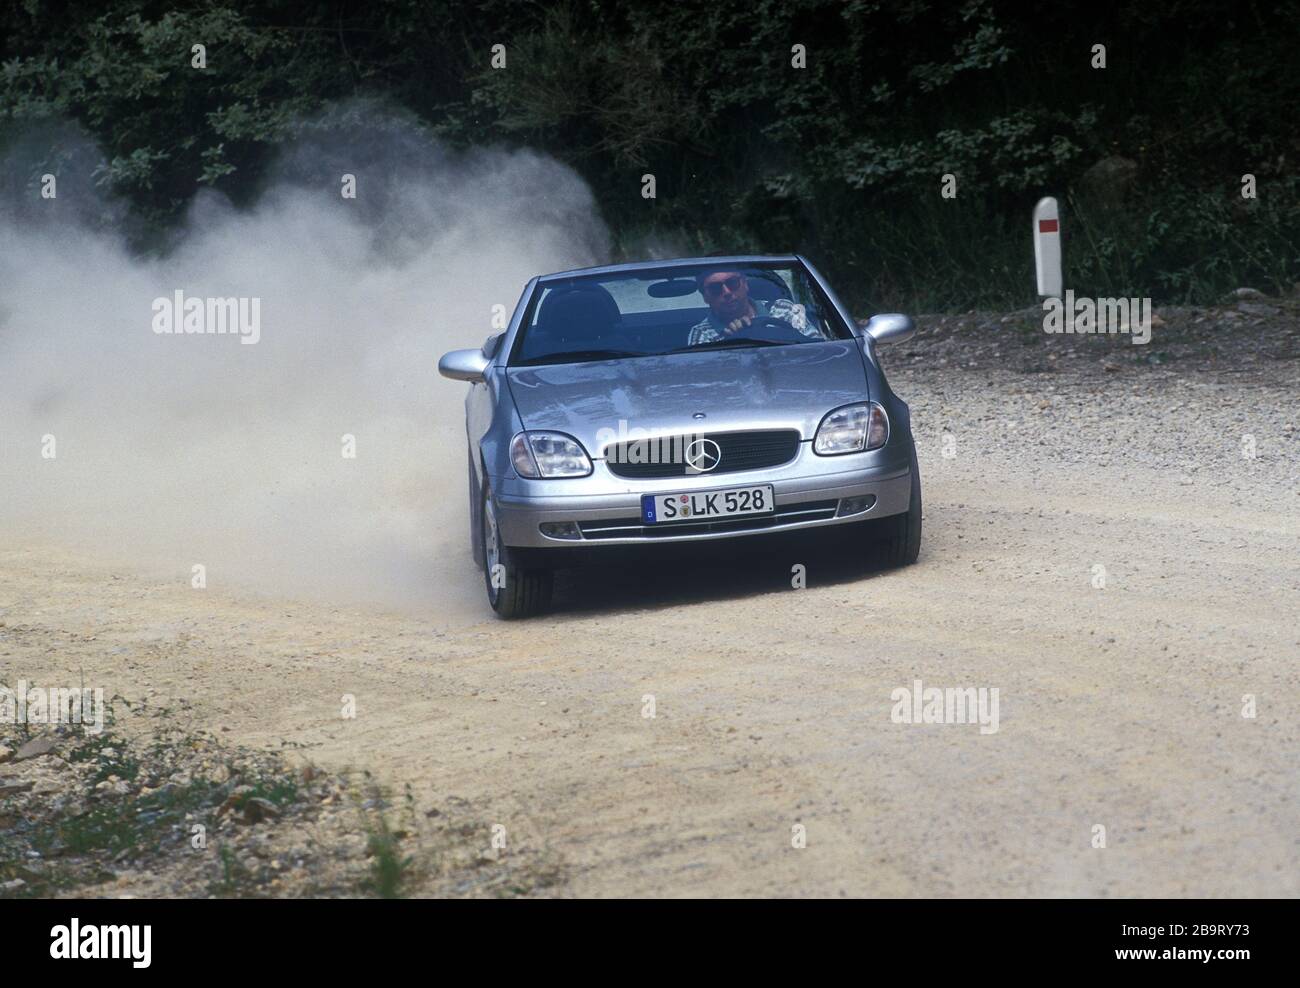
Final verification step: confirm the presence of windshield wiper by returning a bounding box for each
[669,337,789,353]
[517,348,644,366]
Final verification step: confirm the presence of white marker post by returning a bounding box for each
[1033,196,1062,298]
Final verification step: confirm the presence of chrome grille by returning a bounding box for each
[604,429,800,479]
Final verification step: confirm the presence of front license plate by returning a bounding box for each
[642,484,775,524]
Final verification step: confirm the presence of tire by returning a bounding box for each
[877,448,922,567]
[480,478,553,619]
[468,449,485,570]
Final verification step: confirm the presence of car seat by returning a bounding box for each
[530,285,623,354]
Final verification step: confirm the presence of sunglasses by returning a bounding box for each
[701,275,744,298]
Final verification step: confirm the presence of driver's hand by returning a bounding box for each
[724,315,753,335]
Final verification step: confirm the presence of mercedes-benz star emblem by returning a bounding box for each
[684,438,722,473]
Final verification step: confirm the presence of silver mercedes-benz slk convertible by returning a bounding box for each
[439,255,921,617]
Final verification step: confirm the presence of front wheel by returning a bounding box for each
[481,481,553,619]
[876,450,922,567]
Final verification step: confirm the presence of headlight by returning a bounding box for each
[814,402,889,455]
[510,431,592,478]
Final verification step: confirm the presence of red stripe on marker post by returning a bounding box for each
[1038,219,1059,233]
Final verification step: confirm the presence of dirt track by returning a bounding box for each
[3,308,1298,897]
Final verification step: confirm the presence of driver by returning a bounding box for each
[687,269,823,346]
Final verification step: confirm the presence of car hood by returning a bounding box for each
[505,341,869,457]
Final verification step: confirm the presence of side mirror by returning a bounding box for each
[438,348,490,383]
[863,313,916,346]
[483,333,504,358]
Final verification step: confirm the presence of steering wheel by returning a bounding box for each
[729,314,810,343]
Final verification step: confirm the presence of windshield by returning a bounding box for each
[510,262,852,366]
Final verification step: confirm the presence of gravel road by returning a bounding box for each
[3,298,1297,897]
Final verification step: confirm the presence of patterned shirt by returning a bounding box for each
[687,297,824,346]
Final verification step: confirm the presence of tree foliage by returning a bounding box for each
[3,0,1297,308]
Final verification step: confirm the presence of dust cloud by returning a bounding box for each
[0,105,609,616]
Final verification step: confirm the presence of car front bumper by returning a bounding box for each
[491,441,913,549]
